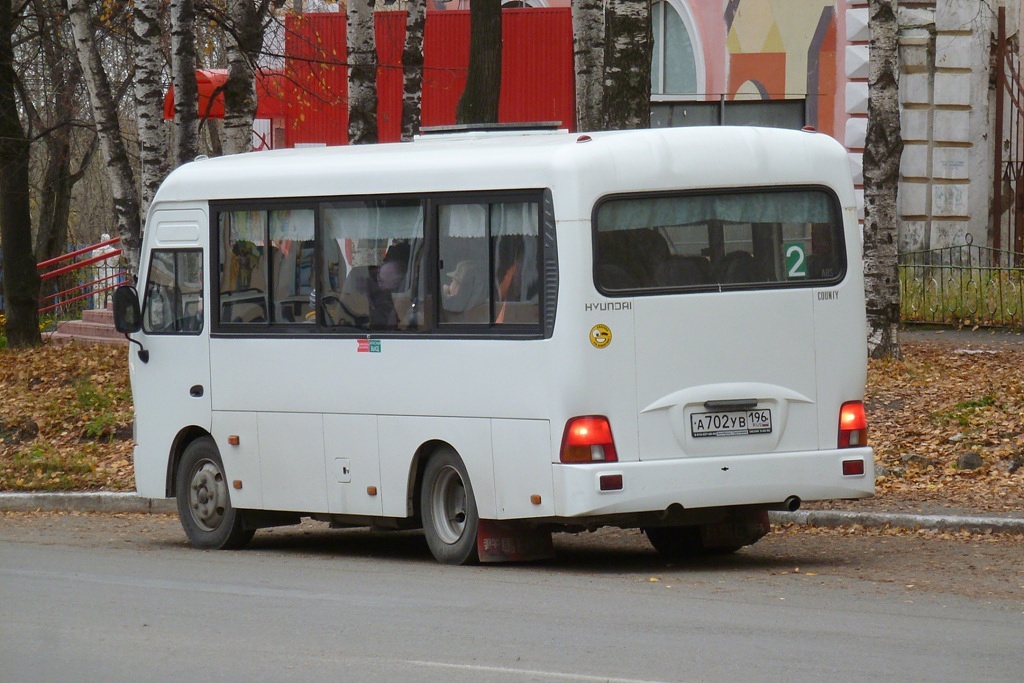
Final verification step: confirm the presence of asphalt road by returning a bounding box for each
[1,513,1022,683]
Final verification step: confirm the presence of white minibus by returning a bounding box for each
[114,125,874,564]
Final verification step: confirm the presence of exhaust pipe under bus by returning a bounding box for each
[768,496,802,512]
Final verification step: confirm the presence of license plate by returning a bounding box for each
[691,409,772,438]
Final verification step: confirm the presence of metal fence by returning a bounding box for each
[899,234,1024,329]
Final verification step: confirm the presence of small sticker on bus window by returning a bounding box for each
[357,339,381,353]
[590,324,612,349]
[785,242,807,278]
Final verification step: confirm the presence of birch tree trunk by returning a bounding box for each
[603,0,652,130]
[456,0,501,125]
[863,0,903,359]
[67,0,142,270]
[572,0,605,132]
[134,0,171,218]
[401,0,426,141]
[222,0,261,155]
[0,0,41,347]
[347,0,378,144]
[170,0,200,164]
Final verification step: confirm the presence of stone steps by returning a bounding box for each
[47,307,126,345]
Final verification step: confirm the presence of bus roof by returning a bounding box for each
[151,126,855,206]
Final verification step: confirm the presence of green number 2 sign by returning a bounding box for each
[785,242,807,278]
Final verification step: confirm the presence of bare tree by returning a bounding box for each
[401,0,426,141]
[134,0,171,217]
[456,0,501,125]
[0,0,41,347]
[67,0,142,269]
[603,0,652,130]
[572,0,605,132]
[170,0,200,164]
[863,0,903,359]
[25,0,95,264]
[347,0,377,144]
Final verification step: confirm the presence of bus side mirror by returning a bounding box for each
[113,285,142,333]
[113,286,149,363]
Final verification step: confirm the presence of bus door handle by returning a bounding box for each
[190,385,205,398]
[703,398,757,412]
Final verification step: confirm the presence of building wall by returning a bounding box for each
[895,1,1005,252]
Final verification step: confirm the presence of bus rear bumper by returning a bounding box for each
[550,447,874,520]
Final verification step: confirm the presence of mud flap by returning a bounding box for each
[477,519,554,563]
[700,510,771,549]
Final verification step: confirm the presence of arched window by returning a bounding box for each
[651,0,703,97]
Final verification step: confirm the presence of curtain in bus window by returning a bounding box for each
[492,202,540,324]
[220,211,269,323]
[597,192,833,230]
[321,200,425,330]
[595,189,842,292]
[269,209,314,323]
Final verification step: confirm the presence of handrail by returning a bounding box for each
[37,237,126,317]
[36,236,121,270]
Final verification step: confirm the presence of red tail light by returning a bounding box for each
[560,416,618,463]
[838,401,868,448]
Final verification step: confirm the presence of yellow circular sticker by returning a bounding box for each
[590,324,612,349]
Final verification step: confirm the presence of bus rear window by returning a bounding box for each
[594,188,844,293]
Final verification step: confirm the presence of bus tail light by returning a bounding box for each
[838,401,868,448]
[560,416,618,463]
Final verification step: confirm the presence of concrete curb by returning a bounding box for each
[0,492,175,514]
[770,509,1024,535]
[2,494,1022,535]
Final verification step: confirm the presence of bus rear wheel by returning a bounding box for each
[176,437,255,550]
[421,447,479,565]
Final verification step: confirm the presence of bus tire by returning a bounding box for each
[175,437,255,550]
[420,447,480,565]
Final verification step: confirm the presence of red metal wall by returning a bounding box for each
[284,8,575,147]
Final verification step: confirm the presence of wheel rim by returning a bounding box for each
[430,465,468,545]
[188,459,228,532]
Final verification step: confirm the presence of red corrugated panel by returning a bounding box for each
[284,13,348,146]
[500,9,575,130]
[283,8,575,146]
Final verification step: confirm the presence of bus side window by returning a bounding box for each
[322,200,425,331]
[143,249,203,335]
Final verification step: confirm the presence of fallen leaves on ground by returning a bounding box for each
[820,336,1024,515]
[0,342,134,491]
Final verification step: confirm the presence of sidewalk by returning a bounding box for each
[2,491,1022,535]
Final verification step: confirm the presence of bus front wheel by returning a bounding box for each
[420,447,480,565]
[175,437,255,550]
